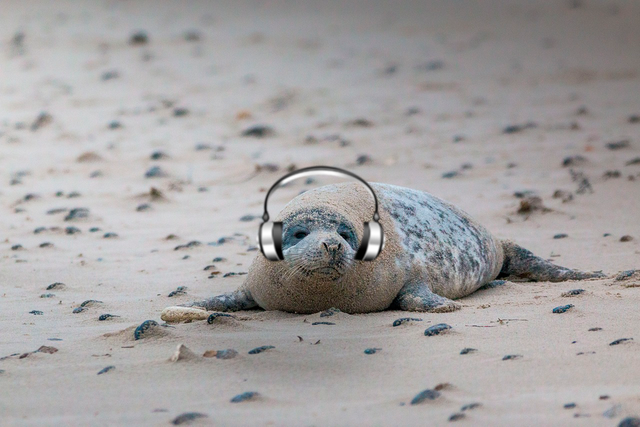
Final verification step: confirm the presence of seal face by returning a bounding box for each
[184,182,605,314]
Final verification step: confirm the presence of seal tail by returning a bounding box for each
[497,240,606,282]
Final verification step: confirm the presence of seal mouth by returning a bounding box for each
[313,266,341,274]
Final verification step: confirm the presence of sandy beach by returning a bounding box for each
[1,1,640,425]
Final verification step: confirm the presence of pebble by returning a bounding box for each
[145,166,168,178]
[392,317,422,327]
[129,31,149,45]
[410,389,441,405]
[103,232,118,239]
[89,227,101,233]
[553,190,574,203]
[619,417,640,427]
[40,242,54,248]
[312,321,335,326]
[212,257,227,262]
[588,327,602,331]
[46,282,65,290]
[173,108,189,117]
[564,403,577,409]
[174,241,202,250]
[184,30,201,42]
[625,157,640,166]
[150,151,169,160]
[34,227,47,234]
[356,154,372,165]
[239,214,258,222]
[36,346,58,354]
[562,155,587,167]
[442,171,460,179]
[65,226,81,235]
[606,140,631,150]
[461,403,482,411]
[168,286,187,297]
[97,366,115,375]
[29,310,43,315]
[424,323,452,336]
[230,391,260,403]
[72,307,85,314]
[517,196,551,215]
[604,170,622,179]
[502,354,522,360]
[320,308,341,317]
[562,289,585,297]
[134,320,159,340]
[616,270,638,281]
[629,115,640,123]
[460,348,477,355]
[553,304,574,313]
[514,190,537,198]
[64,208,89,221]
[553,233,568,239]
[207,313,234,324]
[203,349,238,359]
[40,293,55,298]
[503,122,537,134]
[98,314,119,321]
[101,70,119,81]
[620,235,633,242]
[11,244,24,251]
[449,413,465,422]
[137,203,152,212]
[364,348,381,355]
[241,125,275,138]
[248,346,275,354]
[171,413,207,425]
[81,300,103,307]
[609,338,633,346]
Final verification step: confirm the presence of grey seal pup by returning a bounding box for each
[186,183,604,314]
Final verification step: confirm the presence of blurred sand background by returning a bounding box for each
[1,0,640,425]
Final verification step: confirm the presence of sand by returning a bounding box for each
[1,1,640,425]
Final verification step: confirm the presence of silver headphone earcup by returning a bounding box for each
[355,222,384,261]
[259,222,283,261]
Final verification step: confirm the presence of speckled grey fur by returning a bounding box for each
[187,183,604,314]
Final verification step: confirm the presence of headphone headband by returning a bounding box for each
[261,166,380,223]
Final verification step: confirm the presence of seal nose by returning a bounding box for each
[322,241,342,257]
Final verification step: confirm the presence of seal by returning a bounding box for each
[185,183,605,314]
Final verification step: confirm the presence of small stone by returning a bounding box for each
[461,403,482,411]
[169,344,197,362]
[625,157,640,166]
[241,125,275,138]
[31,112,53,131]
[562,155,587,167]
[98,314,119,321]
[171,413,207,425]
[46,282,65,290]
[620,235,633,242]
[514,190,537,199]
[561,289,585,297]
[36,346,58,354]
[168,286,187,297]
[410,389,441,405]
[603,405,623,419]
[424,323,452,336]
[553,304,574,313]
[39,242,54,248]
[184,30,202,42]
[203,349,238,359]
[145,166,168,178]
[364,348,381,355]
[239,214,257,222]
[81,300,102,307]
[206,312,234,324]
[65,226,81,235]
[460,348,477,355]
[502,354,522,360]
[392,317,422,327]
[564,403,577,409]
[356,154,372,165]
[150,151,169,160]
[101,70,119,81]
[616,270,638,281]
[248,346,275,354]
[553,233,568,239]
[40,293,55,298]
[129,31,149,45]
[97,366,115,375]
[449,413,465,422]
[29,310,43,315]
[34,227,47,234]
[134,320,159,340]
[606,140,630,150]
[174,241,202,250]
[442,171,459,179]
[64,208,89,221]
[108,120,122,129]
[72,307,85,314]
[312,322,335,326]
[603,170,622,179]
[619,417,640,427]
[89,227,101,233]
[173,108,189,117]
[503,122,536,134]
[609,338,633,346]
[588,327,602,331]
[11,244,24,251]
[230,391,260,403]
[103,232,118,239]
[137,203,152,212]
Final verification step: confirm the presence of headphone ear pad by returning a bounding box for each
[272,222,284,260]
[259,222,284,261]
[355,222,371,261]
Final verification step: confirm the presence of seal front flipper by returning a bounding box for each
[183,288,257,312]
[498,240,606,282]
[392,282,461,313]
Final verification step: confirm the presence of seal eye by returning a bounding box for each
[294,231,308,239]
[339,232,350,240]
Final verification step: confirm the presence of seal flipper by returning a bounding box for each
[393,282,461,313]
[498,240,606,282]
[183,288,258,312]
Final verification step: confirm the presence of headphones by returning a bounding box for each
[258,166,384,262]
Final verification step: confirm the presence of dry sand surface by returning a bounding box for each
[2,1,640,426]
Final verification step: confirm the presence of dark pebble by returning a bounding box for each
[98,314,119,321]
[72,307,85,314]
[461,403,482,411]
[101,70,119,81]
[207,313,234,324]
[97,366,115,375]
[514,190,537,198]
[553,304,574,313]
[356,154,372,165]
[168,286,187,297]
[241,125,275,138]
[604,170,622,179]
[40,293,55,298]
[442,171,460,179]
[150,151,169,160]
[460,348,477,355]
[46,282,65,290]
[29,310,43,315]
[81,300,102,307]
[64,208,89,221]
[562,289,585,297]
[174,241,202,250]
[137,203,152,212]
[609,338,633,346]
[230,391,259,403]
[619,417,640,427]
[129,31,149,45]
[564,403,577,409]
[214,349,238,359]
[103,232,118,239]
[248,346,275,354]
[320,308,341,317]
[606,140,631,150]
[171,412,207,425]
[588,327,602,331]
[410,389,441,405]
[11,244,24,251]
[40,242,54,248]
[503,122,536,134]
[424,323,452,336]
[110,121,123,130]
[212,257,227,262]
[616,270,637,281]
[553,233,568,239]
[184,30,201,42]
[173,108,189,117]
[145,166,168,178]
[449,413,465,422]
[562,155,587,167]
[239,214,257,222]
[392,317,422,327]
[629,115,640,123]
[625,157,640,166]
[34,227,47,234]
[620,235,633,242]
[364,348,381,355]
[65,226,81,235]
[502,354,522,360]
[312,322,335,326]
[67,191,81,198]
[89,227,101,233]
[134,320,159,340]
